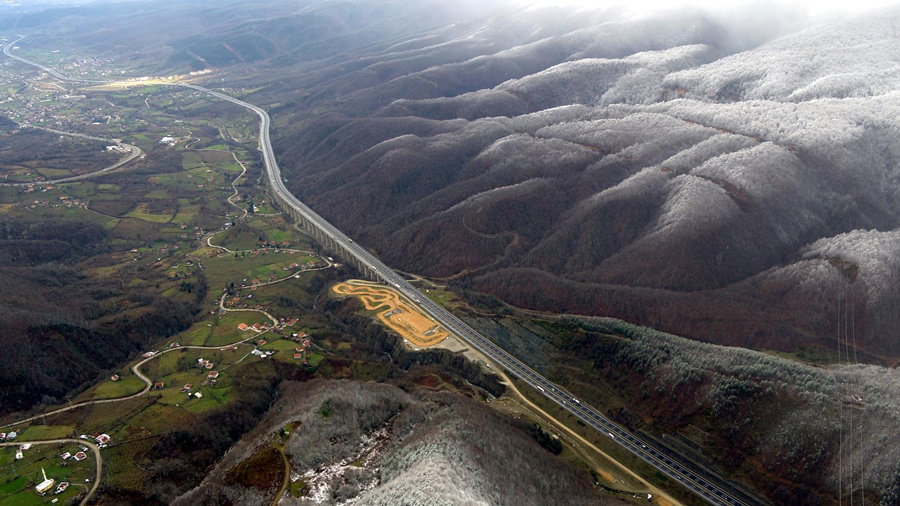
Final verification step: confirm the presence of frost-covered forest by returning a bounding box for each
[176,380,621,506]
[17,1,900,504]
[242,3,900,359]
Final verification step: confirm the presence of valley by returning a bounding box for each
[0,34,665,506]
[0,1,899,505]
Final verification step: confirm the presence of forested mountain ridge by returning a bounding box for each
[251,4,900,358]
[13,0,899,354]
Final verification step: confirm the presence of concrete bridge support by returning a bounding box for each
[270,185,383,283]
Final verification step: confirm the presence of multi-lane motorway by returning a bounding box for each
[205,64,748,506]
[3,36,747,506]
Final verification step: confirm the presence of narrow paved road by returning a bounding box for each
[0,126,141,187]
[1,337,260,430]
[0,439,102,506]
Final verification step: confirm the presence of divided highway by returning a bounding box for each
[3,36,746,506]
[206,64,748,506]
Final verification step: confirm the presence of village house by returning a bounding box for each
[237,323,249,331]
[73,452,86,462]
[293,353,302,360]
[154,382,164,389]
[208,371,219,379]
[110,374,120,381]
[60,452,71,460]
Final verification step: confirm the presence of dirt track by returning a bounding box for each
[332,281,448,347]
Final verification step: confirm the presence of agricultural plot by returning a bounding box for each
[87,375,145,401]
[0,56,354,504]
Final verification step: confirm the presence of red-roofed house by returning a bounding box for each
[293,353,302,360]
[208,371,219,379]
[237,323,249,331]
[73,452,86,461]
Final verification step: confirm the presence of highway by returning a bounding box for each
[3,36,747,506]
[194,61,748,506]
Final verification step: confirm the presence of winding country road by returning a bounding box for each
[0,125,142,187]
[0,336,263,431]
[0,439,101,506]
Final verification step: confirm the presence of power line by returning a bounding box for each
[837,286,843,506]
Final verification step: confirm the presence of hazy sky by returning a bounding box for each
[520,0,899,15]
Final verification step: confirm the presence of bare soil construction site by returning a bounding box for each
[332,281,449,348]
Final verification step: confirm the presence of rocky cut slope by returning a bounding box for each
[255,3,900,358]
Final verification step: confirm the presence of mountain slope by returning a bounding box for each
[259,5,900,358]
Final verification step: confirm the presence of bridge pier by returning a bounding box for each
[268,185,382,282]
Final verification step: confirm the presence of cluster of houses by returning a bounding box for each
[78,433,110,448]
[20,195,89,211]
[292,335,313,362]
[18,183,54,193]
[14,443,32,460]
[235,318,302,336]
[180,384,202,401]
[283,260,318,272]
[250,349,275,359]
[5,437,93,495]
[260,240,293,249]
[1,49,117,127]
[237,321,271,333]
[61,450,88,462]
[224,295,261,310]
